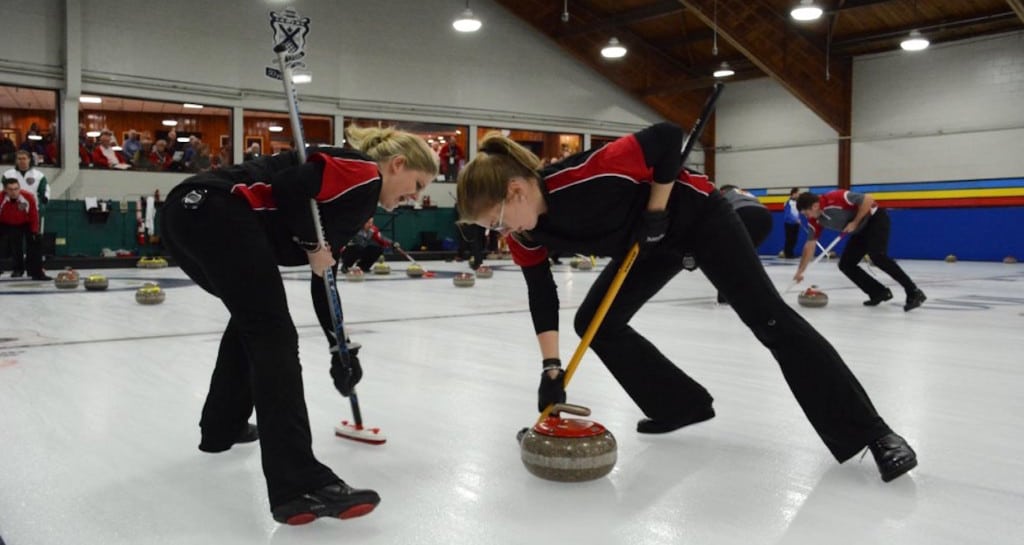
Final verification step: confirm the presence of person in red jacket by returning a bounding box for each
[0,178,50,280]
[90,130,130,169]
[160,125,437,524]
[456,123,917,484]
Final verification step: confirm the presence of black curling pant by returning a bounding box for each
[718,206,773,303]
[0,223,43,276]
[838,209,917,298]
[161,187,338,508]
[341,244,383,272]
[783,222,800,258]
[574,198,892,462]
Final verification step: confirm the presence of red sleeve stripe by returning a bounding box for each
[676,170,714,195]
[508,234,548,267]
[544,135,653,194]
[311,154,380,203]
[230,182,277,210]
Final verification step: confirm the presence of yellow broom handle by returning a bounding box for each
[537,243,641,423]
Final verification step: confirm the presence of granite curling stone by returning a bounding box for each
[475,265,493,279]
[518,404,617,482]
[569,257,582,269]
[1003,255,1018,264]
[83,274,109,291]
[54,269,81,289]
[372,257,391,275]
[577,258,594,271]
[136,256,168,269]
[406,263,425,277]
[945,254,957,263]
[797,286,829,308]
[453,272,475,287]
[346,267,366,282]
[135,282,166,305]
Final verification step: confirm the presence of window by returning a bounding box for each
[79,95,232,172]
[243,110,333,157]
[0,84,60,166]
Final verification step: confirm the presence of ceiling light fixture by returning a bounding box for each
[790,0,823,21]
[601,37,627,59]
[900,30,929,51]
[183,103,204,109]
[268,125,284,133]
[161,120,178,126]
[713,62,735,78]
[79,96,102,104]
[453,1,482,33]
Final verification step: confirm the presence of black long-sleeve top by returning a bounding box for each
[507,122,716,334]
[175,147,382,346]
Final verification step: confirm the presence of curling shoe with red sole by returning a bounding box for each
[272,481,380,525]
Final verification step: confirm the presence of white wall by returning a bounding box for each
[715,30,1024,190]
[715,77,837,189]
[852,31,1024,183]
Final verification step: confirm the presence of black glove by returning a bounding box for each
[537,358,566,413]
[633,209,670,252]
[330,346,363,397]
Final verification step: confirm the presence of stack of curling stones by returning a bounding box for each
[517,403,617,482]
[137,256,168,269]
[371,256,391,275]
[84,274,109,291]
[135,282,165,305]
[453,272,475,287]
[475,265,493,279]
[345,267,365,282]
[797,285,829,308]
[406,263,425,277]
[54,268,80,289]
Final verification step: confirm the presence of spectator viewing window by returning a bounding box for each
[590,135,619,150]
[243,110,333,159]
[477,127,582,167]
[345,118,468,182]
[0,84,60,167]
[78,95,232,172]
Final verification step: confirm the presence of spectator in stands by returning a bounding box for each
[190,142,212,172]
[133,138,156,170]
[78,125,93,167]
[166,129,186,171]
[122,130,143,165]
[0,177,49,280]
[149,139,173,171]
[0,132,15,163]
[91,130,131,169]
[243,142,261,162]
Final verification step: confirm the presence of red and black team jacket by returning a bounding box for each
[173,147,382,346]
[507,122,717,334]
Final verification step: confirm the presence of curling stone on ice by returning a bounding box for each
[345,267,366,282]
[569,257,582,269]
[54,269,80,289]
[371,256,391,275]
[577,258,594,271]
[136,256,168,269]
[83,274,109,291]
[453,272,475,287]
[475,265,493,279]
[945,254,957,263]
[517,403,617,482]
[1004,255,1018,264]
[406,263,425,277]
[797,285,829,308]
[135,282,166,305]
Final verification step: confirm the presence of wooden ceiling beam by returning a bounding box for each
[833,11,1019,49]
[679,0,851,135]
[1006,0,1024,24]
[556,0,685,39]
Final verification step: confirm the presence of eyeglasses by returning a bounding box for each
[487,200,509,235]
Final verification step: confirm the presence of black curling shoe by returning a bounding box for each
[863,289,893,306]
[869,433,918,482]
[198,423,259,453]
[904,289,927,312]
[272,481,380,525]
[637,407,716,434]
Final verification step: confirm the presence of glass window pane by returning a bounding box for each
[79,95,232,172]
[243,110,333,159]
[478,127,582,167]
[0,84,60,167]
